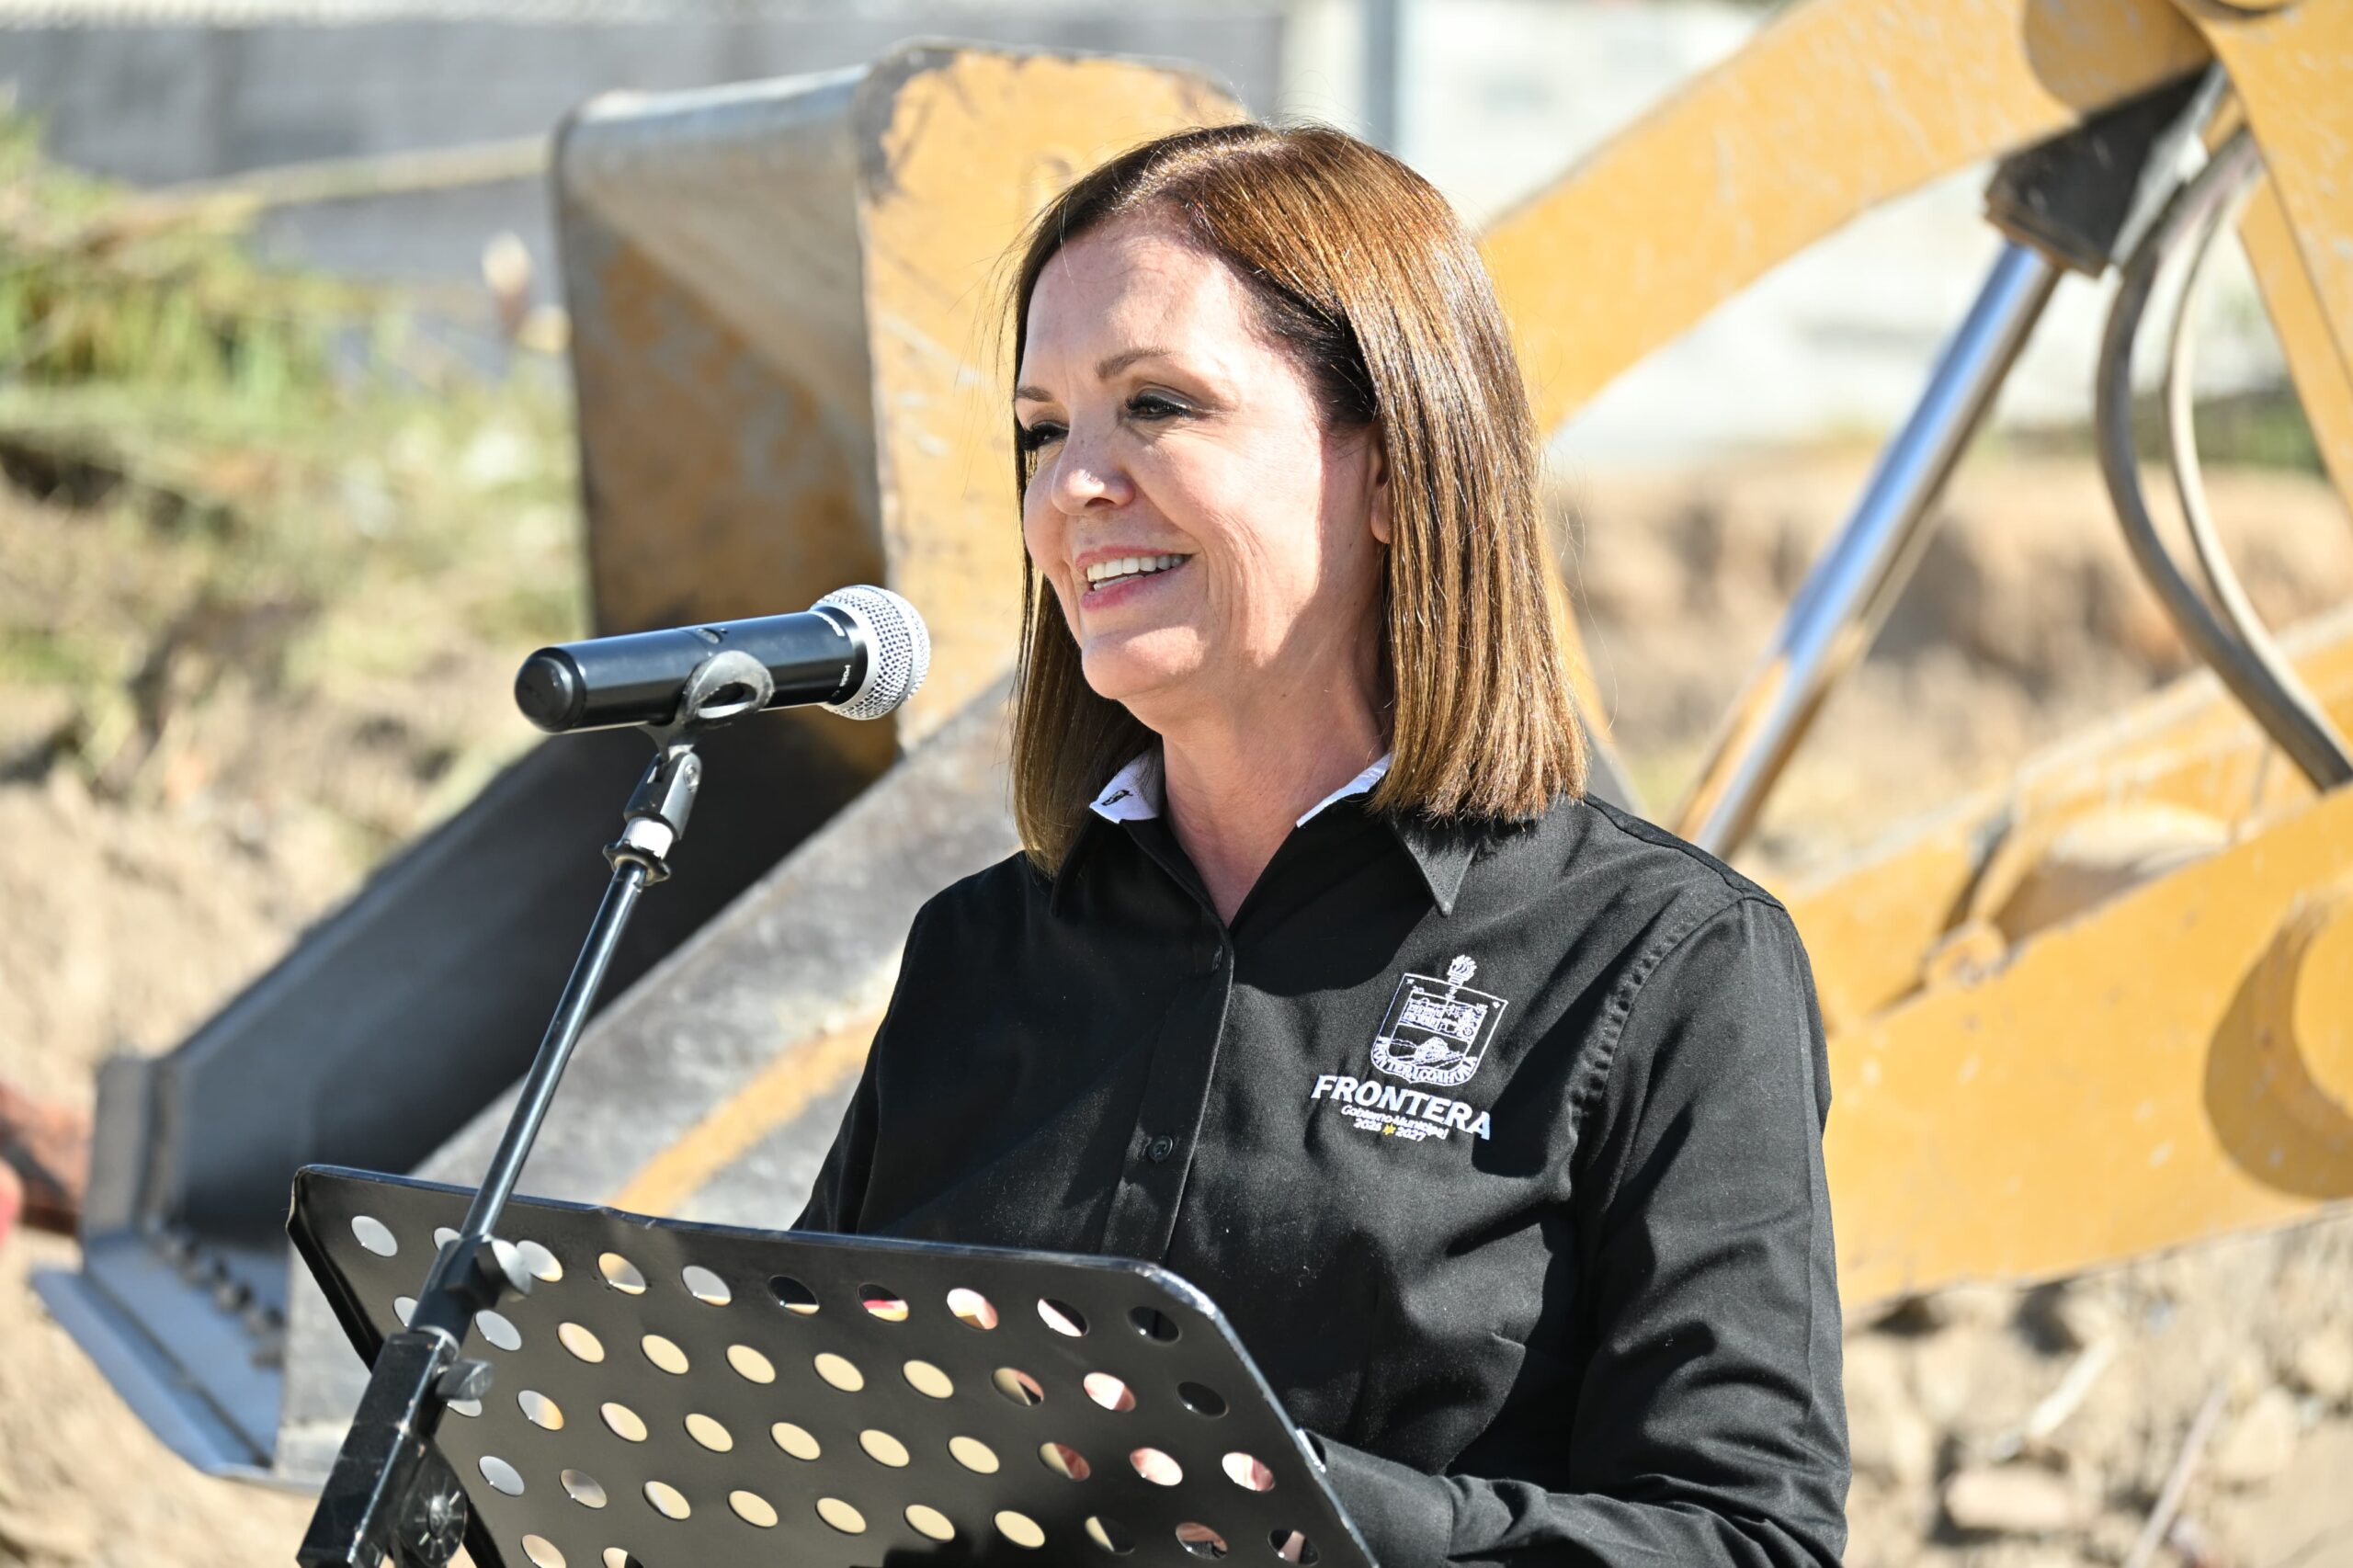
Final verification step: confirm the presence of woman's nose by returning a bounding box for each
[1047,434,1131,513]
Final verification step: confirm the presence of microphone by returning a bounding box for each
[514,585,930,733]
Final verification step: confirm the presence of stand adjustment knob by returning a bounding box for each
[437,1358,494,1403]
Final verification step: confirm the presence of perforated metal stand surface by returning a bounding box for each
[290,1167,1375,1568]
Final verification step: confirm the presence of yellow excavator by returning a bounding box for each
[33,0,2353,1486]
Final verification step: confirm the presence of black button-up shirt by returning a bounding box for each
[796,757,1848,1566]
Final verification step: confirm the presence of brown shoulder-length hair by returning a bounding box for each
[1007,122,1586,871]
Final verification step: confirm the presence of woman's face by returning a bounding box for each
[1016,215,1389,731]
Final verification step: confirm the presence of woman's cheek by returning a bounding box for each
[1020,498,1070,624]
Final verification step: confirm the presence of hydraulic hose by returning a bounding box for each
[2094,125,2353,792]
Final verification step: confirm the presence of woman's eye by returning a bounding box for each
[1016,421,1066,453]
[1126,393,1187,423]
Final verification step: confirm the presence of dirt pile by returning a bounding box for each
[1563,449,2353,879]
[1839,1222,2353,1567]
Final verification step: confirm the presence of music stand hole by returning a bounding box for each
[1176,1524,1229,1559]
[859,1284,910,1322]
[729,1489,779,1528]
[1038,1298,1088,1336]
[949,1436,1001,1474]
[1273,1529,1320,1563]
[448,1398,481,1418]
[642,1480,689,1520]
[516,1239,563,1283]
[995,1511,1046,1550]
[1086,1516,1137,1554]
[351,1216,396,1257]
[1084,1372,1137,1413]
[813,1351,865,1392]
[769,1274,820,1315]
[772,1422,821,1461]
[1129,1306,1180,1343]
[558,1322,605,1363]
[641,1333,689,1374]
[598,1252,647,1294]
[517,1389,563,1431]
[726,1343,775,1383]
[815,1497,867,1535]
[906,1505,958,1541]
[859,1428,911,1467]
[904,1358,954,1399]
[1177,1381,1227,1417]
[1131,1448,1183,1486]
[560,1469,606,1508]
[600,1402,648,1443]
[433,1226,460,1250]
[520,1533,564,1568]
[947,1287,999,1329]
[993,1367,1045,1407]
[680,1264,730,1305]
[1040,1442,1092,1481]
[1222,1451,1275,1492]
[684,1413,732,1452]
[478,1456,524,1495]
[599,1552,643,1568]
[476,1310,522,1353]
[392,1296,415,1327]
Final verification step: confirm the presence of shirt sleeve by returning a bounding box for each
[1313,894,1849,1567]
[790,902,936,1234]
[790,1043,879,1233]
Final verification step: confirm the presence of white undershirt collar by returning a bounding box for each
[1088,750,1394,830]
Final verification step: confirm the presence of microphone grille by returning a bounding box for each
[814,585,930,722]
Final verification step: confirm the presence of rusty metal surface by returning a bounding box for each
[560,46,1239,746]
[1799,608,2353,1301]
[1791,611,2353,1031]
[560,72,885,642]
[848,47,1243,738]
[1480,0,2210,437]
[1828,783,2353,1303]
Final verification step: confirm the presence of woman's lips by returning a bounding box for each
[1079,554,1191,611]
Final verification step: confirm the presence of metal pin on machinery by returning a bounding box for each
[1671,76,2222,858]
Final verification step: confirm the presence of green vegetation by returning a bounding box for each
[2002,385,2325,477]
[0,116,585,866]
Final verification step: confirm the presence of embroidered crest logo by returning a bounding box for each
[1369,955,1507,1087]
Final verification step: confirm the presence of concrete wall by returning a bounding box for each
[3,0,2283,460]
[0,3,1286,296]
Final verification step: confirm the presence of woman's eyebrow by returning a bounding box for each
[1096,345,1174,379]
[1014,345,1176,405]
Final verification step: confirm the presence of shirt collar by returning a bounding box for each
[1066,748,1477,916]
[1087,750,1394,830]
[1085,750,1166,824]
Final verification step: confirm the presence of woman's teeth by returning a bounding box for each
[1085,553,1188,588]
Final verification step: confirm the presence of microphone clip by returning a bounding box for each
[605,648,770,882]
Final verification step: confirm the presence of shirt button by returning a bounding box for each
[1145,1135,1176,1164]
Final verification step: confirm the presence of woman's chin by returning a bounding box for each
[1077,642,1208,719]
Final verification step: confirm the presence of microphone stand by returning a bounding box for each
[298,650,776,1568]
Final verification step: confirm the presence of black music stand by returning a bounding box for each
[291,1166,1376,1568]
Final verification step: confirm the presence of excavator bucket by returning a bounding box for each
[34,42,1240,1482]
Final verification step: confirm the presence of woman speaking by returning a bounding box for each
[798,123,1848,1566]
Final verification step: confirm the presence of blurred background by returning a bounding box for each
[0,2,2347,1565]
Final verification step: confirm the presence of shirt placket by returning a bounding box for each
[1094,837,1235,1263]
